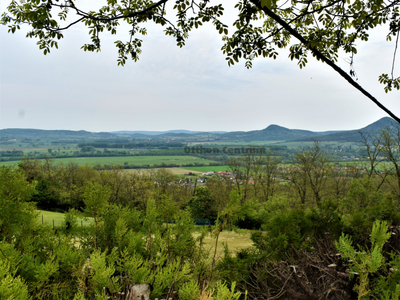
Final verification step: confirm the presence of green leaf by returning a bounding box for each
[261,0,277,9]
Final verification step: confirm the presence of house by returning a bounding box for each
[217,171,232,176]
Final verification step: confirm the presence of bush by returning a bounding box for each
[61,208,79,234]
[252,200,344,260]
[235,215,262,230]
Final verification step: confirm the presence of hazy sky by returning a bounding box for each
[1,1,399,133]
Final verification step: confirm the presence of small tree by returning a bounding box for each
[380,125,400,199]
[288,141,330,206]
[359,131,384,179]
[83,183,111,250]
[0,166,37,243]
[337,220,392,300]
[187,186,216,219]
[255,149,280,202]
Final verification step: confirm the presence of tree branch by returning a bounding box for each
[53,16,85,31]
[250,0,400,124]
[76,0,169,22]
[391,29,399,80]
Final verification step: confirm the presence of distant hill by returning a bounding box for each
[295,117,397,142]
[214,124,342,142]
[111,130,227,135]
[0,117,397,143]
[0,128,114,140]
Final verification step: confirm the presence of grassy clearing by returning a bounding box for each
[0,161,18,167]
[38,210,93,227]
[194,230,254,258]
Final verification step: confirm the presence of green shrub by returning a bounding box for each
[61,208,79,234]
[212,282,242,300]
[178,281,201,300]
[337,220,395,299]
[0,258,31,300]
[308,199,344,240]
[0,166,38,243]
[255,208,313,258]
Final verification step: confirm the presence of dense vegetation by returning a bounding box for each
[2,126,400,299]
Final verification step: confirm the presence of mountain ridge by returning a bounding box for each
[294,117,397,142]
[111,130,227,135]
[0,117,397,143]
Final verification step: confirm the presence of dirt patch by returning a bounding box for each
[124,168,202,175]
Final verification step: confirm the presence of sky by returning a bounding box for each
[0,1,399,133]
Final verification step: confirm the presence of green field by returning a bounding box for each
[0,161,20,167]
[274,140,360,149]
[0,155,221,167]
[38,210,93,227]
[194,230,254,257]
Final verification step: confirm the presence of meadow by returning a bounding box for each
[126,167,203,175]
[0,155,221,167]
[194,230,254,257]
[38,210,93,227]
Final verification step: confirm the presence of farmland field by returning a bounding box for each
[180,165,231,173]
[0,155,221,167]
[0,160,23,167]
[126,167,203,175]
